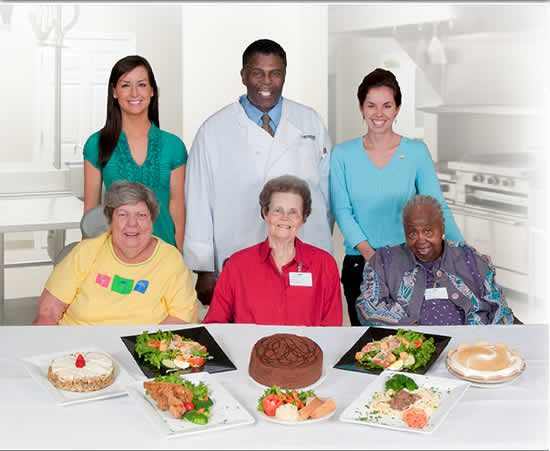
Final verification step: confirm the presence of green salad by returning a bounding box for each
[355,329,436,371]
[135,329,211,371]
[257,386,316,413]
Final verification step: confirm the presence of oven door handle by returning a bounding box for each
[453,207,527,226]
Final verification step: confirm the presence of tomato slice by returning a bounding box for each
[184,402,195,412]
[146,340,160,348]
[187,357,205,367]
[374,359,391,368]
[413,340,423,349]
[262,394,283,416]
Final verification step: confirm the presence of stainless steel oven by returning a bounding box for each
[440,154,530,293]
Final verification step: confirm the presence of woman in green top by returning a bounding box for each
[83,55,187,250]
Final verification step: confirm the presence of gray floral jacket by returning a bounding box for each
[355,240,514,326]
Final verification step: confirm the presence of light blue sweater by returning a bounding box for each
[330,136,463,255]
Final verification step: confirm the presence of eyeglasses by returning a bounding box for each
[270,207,302,219]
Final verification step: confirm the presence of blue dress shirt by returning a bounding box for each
[239,95,282,134]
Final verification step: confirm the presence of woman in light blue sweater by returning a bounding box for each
[330,68,463,326]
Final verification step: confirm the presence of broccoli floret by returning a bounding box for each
[385,374,418,392]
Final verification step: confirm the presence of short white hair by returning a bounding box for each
[402,195,445,230]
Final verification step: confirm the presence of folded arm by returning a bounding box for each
[33,289,68,325]
[355,258,410,326]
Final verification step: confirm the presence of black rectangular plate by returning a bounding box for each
[121,326,237,378]
[333,327,451,375]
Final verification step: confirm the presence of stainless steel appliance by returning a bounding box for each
[439,153,530,294]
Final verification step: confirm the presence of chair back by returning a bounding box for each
[80,205,109,239]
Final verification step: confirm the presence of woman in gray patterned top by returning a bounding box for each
[355,195,515,326]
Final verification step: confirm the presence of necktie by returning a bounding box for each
[261,113,274,137]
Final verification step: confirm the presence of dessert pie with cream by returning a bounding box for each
[446,340,525,383]
[47,352,116,392]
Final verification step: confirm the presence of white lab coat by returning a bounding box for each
[184,97,334,273]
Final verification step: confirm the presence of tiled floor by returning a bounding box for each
[2,226,543,326]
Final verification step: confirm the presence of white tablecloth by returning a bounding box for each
[1,324,547,450]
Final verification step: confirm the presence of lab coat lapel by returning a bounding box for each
[264,99,302,176]
[233,100,271,143]
[233,101,273,179]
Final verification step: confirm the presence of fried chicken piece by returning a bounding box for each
[143,381,194,418]
[171,384,193,402]
[168,393,186,419]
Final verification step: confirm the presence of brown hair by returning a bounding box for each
[357,68,402,107]
[259,175,312,222]
[98,55,159,167]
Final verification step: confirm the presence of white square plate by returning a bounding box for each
[20,347,135,406]
[339,370,470,434]
[126,372,255,438]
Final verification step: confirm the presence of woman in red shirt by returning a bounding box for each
[202,175,342,326]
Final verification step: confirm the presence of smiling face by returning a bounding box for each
[404,204,444,263]
[112,65,154,120]
[360,86,400,134]
[110,201,154,260]
[264,192,304,242]
[241,53,286,112]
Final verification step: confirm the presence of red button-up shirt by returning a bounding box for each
[202,238,342,326]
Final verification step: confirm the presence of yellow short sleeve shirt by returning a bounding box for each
[45,232,198,325]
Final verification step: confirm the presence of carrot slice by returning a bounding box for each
[292,391,304,409]
[283,393,294,403]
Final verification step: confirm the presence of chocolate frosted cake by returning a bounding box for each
[249,334,323,389]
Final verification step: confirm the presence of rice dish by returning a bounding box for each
[368,387,440,418]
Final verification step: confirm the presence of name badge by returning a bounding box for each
[424,287,448,300]
[289,272,312,287]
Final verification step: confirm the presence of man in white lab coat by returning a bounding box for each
[184,39,333,305]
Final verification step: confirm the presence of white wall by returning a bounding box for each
[181,3,328,148]
[68,4,183,138]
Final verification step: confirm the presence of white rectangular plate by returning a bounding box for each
[20,347,135,406]
[339,370,470,434]
[126,372,255,438]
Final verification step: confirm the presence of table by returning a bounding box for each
[0,324,547,450]
[0,194,84,324]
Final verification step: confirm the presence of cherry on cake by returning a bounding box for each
[249,334,323,389]
[447,340,525,382]
[47,352,116,392]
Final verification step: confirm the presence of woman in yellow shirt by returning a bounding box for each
[33,181,198,325]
